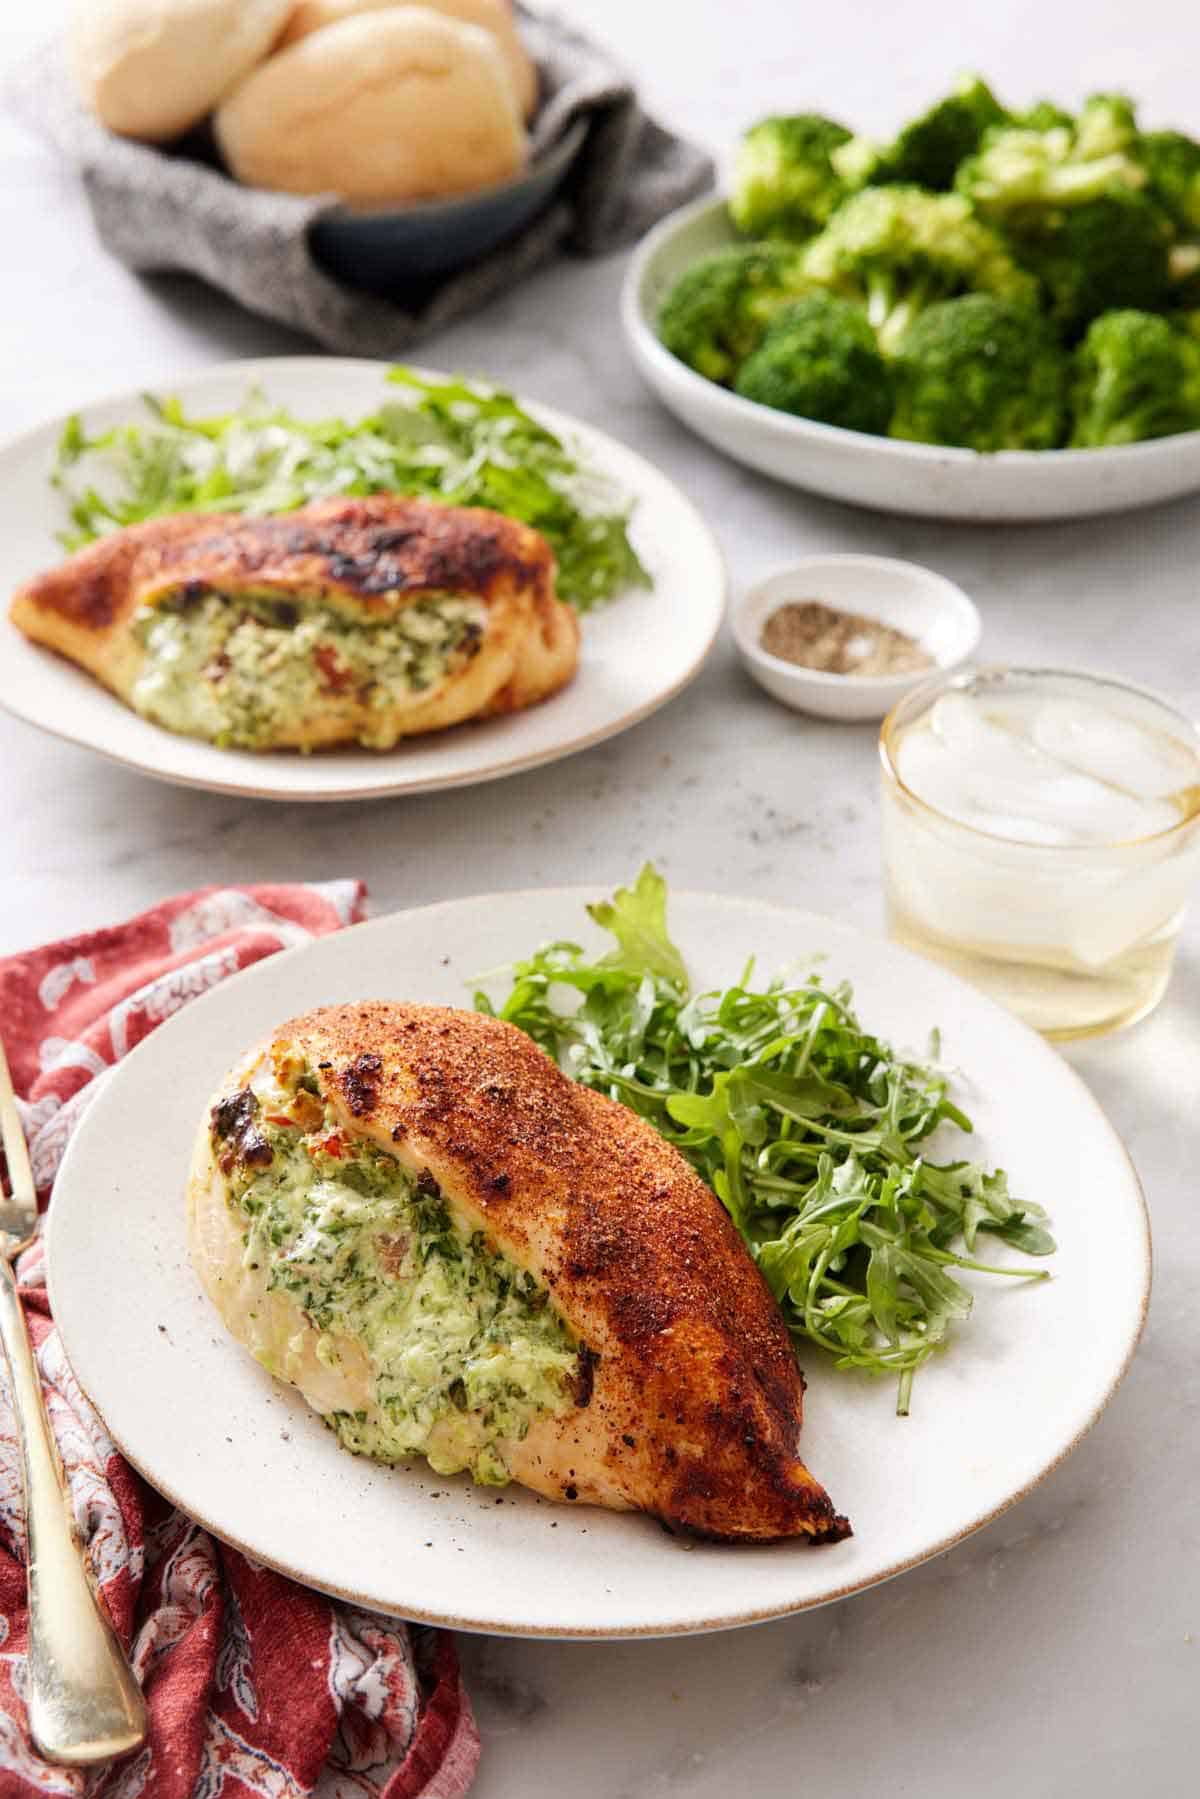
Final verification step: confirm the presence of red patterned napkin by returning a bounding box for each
[0,883,480,1798]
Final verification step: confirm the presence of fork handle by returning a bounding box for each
[0,1260,147,1765]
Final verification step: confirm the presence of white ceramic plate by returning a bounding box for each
[0,359,725,801]
[622,195,1200,522]
[47,890,1149,1639]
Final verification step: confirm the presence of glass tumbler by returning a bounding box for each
[879,667,1200,1039]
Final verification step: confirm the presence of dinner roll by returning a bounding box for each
[280,0,538,118]
[214,8,529,205]
[67,0,293,142]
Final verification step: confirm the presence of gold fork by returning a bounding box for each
[0,1037,146,1765]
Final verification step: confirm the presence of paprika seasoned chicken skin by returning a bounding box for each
[9,496,578,751]
[188,1002,848,1544]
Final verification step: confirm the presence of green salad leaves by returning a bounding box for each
[51,367,650,614]
[479,866,1054,1413]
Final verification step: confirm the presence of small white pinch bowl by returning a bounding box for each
[734,554,981,723]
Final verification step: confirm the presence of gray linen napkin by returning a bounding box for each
[7,8,712,356]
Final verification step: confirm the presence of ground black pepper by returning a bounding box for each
[761,599,933,676]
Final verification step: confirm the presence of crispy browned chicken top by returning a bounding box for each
[16,495,557,631]
[277,1002,849,1543]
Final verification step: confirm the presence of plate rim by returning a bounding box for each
[45,888,1152,1638]
[0,357,728,803]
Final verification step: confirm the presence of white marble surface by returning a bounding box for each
[2,4,1199,1793]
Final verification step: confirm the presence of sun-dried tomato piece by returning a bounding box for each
[314,643,353,692]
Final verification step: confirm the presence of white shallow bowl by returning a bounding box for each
[621,195,1200,523]
[734,555,981,722]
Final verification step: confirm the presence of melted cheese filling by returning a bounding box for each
[131,587,486,750]
[213,1079,578,1484]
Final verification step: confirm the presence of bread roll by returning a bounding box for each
[214,8,529,205]
[280,0,537,119]
[67,0,293,142]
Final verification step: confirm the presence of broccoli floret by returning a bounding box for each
[1073,93,1139,159]
[656,243,808,383]
[1011,100,1075,133]
[891,294,1069,450]
[1167,240,1200,310]
[730,115,853,242]
[1140,130,1200,233]
[1011,190,1173,334]
[803,186,1037,355]
[829,135,881,191]
[733,293,894,433]
[830,75,1006,192]
[955,101,1172,334]
[956,109,1146,216]
[1069,309,1200,446]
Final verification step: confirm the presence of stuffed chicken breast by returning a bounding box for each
[9,496,578,751]
[187,1002,848,1544]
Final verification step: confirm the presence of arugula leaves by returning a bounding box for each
[588,864,689,988]
[50,367,651,615]
[478,865,1054,1413]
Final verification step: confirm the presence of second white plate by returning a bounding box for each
[0,359,725,801]
[47,889,1150,1638]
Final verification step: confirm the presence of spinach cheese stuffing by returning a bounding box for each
[195,1044,581,1485]
[10,493,579,752]
[132,588,487,750]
